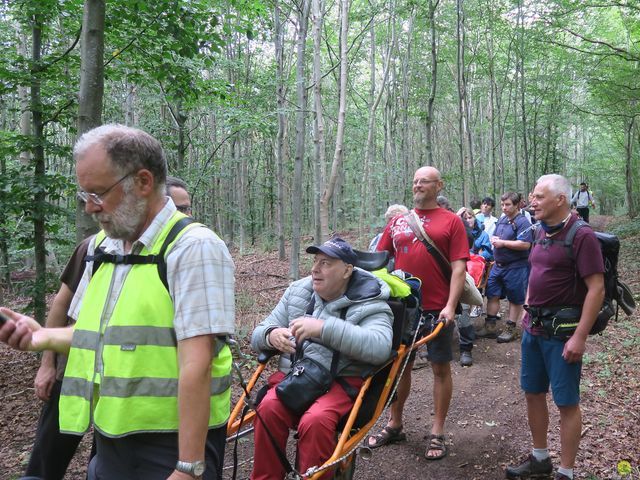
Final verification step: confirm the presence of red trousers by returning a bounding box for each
[250,371,363,480]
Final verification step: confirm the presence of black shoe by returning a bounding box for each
[505,454,553,479]
[460,351,473,367]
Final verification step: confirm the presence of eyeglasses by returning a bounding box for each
[176,204,191,214]
[412,178,439,186]
[77,172,135,206]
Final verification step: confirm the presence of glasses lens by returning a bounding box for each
[176,205,191,214]
[77,191,102,205]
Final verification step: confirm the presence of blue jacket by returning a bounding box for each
[471,220,493,261]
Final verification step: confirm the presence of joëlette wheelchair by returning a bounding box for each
[226,250,443,480]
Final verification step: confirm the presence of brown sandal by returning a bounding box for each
[425,434,448,460]
[366,425,406,449]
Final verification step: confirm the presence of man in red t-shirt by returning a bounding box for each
[366,166,469,461]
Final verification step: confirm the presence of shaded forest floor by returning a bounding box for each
[1,214,639,479]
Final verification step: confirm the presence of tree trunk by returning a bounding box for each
[75,0,105,243]
[361,11,393,228]
[320,0,350,241]
[456,0,467,204]
[274,0,288,260]
[625,117,636,218]
[311,0,325,245]
[31,15,46,324]
[289,0,310,280]
[424,0,439,167]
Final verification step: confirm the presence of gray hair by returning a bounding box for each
[384,204,409,223]
[166,175,189,195]
[537,174,571,206]
[74,124,167,193]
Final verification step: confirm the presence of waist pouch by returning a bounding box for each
[526,306,581,340]
[276,344,340,416]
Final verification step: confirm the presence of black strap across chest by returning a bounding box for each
[85,216,197,291]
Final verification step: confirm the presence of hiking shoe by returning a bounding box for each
[554,474,571,480]
[476,322,498,339]
[505,454,553,479]
[460,351,473,367]
[497,322,518,343]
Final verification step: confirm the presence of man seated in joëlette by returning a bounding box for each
[250,237,393,480]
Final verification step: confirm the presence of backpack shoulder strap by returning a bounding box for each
[563,219,590,260]
[156,216,198,291]
[86,216,198,291]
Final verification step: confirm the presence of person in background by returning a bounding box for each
[167,176,192,216]
[369,204,409,253]
[470,198,482,215]
[477,192,532,343]
[506,174,604,480]
[459,208,493,262]
[436,195,453,212]
[475,197,498,236]
[570,182,594,223]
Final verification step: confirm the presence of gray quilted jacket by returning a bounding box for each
[251,268,393,377]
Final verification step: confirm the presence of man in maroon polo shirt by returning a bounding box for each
[506,174,604,480]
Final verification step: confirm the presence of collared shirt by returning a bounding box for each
[69,198,235,344]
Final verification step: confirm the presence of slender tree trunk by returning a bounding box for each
[424,0,439,167]
[320,0,350,241]
[274,0,288,260]
[456,0,467,204]
[31,15,46,324]
[625,117,636,218]
[18,34,31,166]
[311,0,325,244]
[361,10,393,228]
[76,0,105,243]
[290,0,310,280]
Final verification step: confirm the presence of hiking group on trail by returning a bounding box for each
[0,126,633,480]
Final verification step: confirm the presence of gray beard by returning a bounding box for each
[93,194,147,241]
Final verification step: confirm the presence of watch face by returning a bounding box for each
[193,462,205,476]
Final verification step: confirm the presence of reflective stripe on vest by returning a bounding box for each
[59,213,232,436]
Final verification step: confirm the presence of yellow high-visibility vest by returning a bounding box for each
[59,213,232,436]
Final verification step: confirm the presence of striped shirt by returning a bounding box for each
[69,198,235,342]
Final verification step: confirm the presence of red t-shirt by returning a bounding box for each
[377,208,470,310]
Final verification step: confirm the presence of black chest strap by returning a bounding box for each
[86,216,197,291]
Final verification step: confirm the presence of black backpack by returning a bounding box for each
[533,220,626,335]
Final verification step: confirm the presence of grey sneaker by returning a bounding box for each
[505,454,553,479]
[497,321,518,343]
[460,351,473,367]
[476,322,498,339]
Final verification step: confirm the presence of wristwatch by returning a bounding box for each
[175,460,206,478]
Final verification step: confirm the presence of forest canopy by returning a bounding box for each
[0,0,639,317]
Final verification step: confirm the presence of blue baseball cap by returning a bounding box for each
[306,237,357,265]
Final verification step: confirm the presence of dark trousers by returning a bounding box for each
[576,207,590,223]
[88,425,226,480]
[457,305,475,353]
[25,380,84,480]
